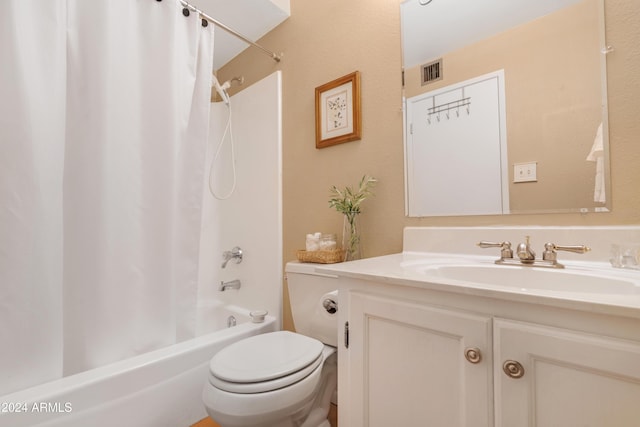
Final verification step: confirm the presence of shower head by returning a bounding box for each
[212,74,230,105]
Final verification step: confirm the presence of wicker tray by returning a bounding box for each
[296,249,345,264]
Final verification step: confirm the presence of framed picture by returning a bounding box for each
[315,71,361,149]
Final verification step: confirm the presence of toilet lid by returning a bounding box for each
[209,331,324,385]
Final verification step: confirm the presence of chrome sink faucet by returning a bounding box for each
[478,236,590,269]
[542,242,592,264]
[477,240,513,260]
[516,236,536,263]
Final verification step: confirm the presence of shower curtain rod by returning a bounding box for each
[179,0,282,63]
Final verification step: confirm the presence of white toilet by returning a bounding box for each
[202,261,338,427]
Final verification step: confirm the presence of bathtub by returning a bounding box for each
[0,302,276,427]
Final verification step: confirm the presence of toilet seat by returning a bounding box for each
[208,331,324,394]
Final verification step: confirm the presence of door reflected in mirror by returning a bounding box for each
[401,0,611,216]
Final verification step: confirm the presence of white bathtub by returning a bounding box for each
[0,303,276,427]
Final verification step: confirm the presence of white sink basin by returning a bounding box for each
[418,264,640,295]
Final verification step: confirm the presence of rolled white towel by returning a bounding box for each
[306,232,321,251]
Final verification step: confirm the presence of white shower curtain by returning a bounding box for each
[0,0,67,396]
[1,0,213,394]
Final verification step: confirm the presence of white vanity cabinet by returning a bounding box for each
[337,278,640,427]
[343,291,493,427]
[494,318,640,427]
[321,226,640,425]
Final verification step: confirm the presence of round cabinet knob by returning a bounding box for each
[464,347,482,364]
[503,360,525,379]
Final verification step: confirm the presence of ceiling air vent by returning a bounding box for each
[421,58,443,86]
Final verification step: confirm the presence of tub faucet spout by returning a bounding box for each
[220,279,241,292]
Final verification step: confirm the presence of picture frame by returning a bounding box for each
[315,71,361,149]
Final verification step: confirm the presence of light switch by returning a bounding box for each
[513,162,537,183]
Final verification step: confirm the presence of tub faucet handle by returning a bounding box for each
[222,246,243,268]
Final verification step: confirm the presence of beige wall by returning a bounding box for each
[218,0,640,331]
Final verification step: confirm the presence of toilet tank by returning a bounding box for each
[285,261,338,347]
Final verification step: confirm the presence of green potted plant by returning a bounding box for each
[328,175,377,261]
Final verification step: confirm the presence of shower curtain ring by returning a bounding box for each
[182,7,190,17]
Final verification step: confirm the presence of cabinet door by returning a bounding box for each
[343,291,493,427]
[495,318,640,427]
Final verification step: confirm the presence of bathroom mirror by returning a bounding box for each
[401,0,611,216]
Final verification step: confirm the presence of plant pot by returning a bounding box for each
[342,211,361,261]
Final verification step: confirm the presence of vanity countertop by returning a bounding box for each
[317,251,640,320]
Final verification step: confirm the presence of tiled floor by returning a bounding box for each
[191,404,338,427]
